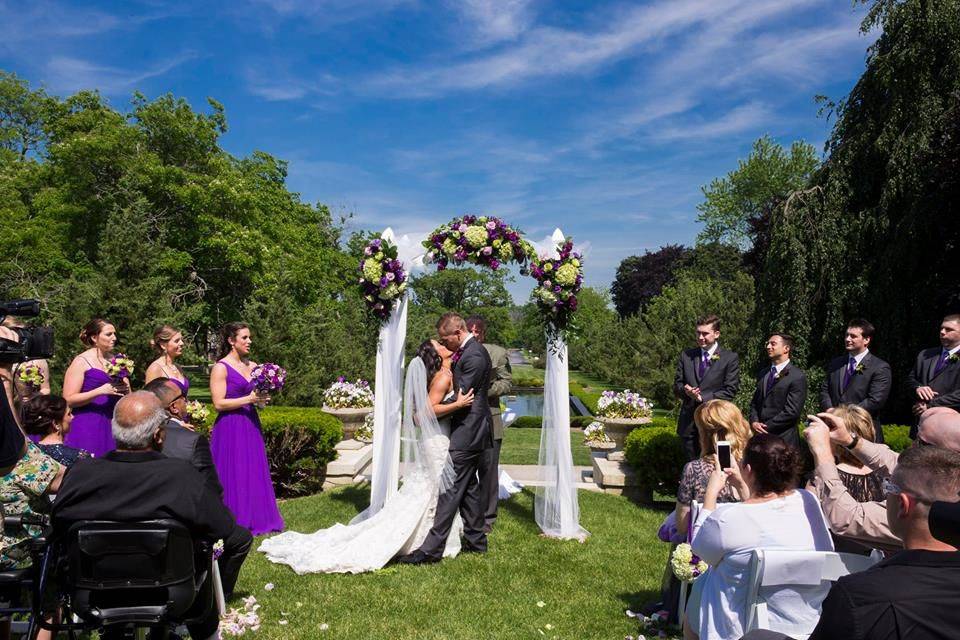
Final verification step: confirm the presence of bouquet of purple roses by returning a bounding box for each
[531,238,583,336]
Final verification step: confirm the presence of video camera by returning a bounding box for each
[0,299,54,364]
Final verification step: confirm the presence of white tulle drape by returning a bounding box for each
[534,228,589,541]
[352,228,410,524]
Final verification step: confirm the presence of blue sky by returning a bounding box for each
[0,0,875,300]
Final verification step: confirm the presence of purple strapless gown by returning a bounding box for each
[210,361,283,535]
[65,368,118,457]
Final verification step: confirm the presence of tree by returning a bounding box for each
[696,135,819,252]
[611,245,689,318]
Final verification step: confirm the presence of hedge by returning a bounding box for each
[883,424,911,453]
[199,406,343,498]
[511,415,595,429]
[512,369,544,388]
[569,381,601,414]
[623,426,686,496]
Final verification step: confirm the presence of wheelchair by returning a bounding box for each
[1,515,213,640]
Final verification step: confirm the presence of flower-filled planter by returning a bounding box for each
[595,390,653,451]
[583,421,616,451]
[321,377,374,440]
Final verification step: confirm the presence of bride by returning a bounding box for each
[258,340,475,574]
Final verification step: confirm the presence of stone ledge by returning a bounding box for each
[591,453,651,503]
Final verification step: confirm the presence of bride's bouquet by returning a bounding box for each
[105,354,135,384]
[250,363,286,408]
[17,364,44,394]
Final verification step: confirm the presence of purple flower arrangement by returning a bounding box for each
[250,363,287,394]
[358,235,408,322]
[530,238,583,333]
[422,215,534,272]
[105,354,135,383]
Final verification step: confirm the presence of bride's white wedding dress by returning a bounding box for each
[258,359,461,574]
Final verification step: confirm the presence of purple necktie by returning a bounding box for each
[698,352,708,378]
[842,356,856,391]
[933,351,950,376]
[765,366,777,393]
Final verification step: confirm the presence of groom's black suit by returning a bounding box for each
[418,336,493,559]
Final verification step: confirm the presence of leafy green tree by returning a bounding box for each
[611,245,689,318]
[696,135,819,252]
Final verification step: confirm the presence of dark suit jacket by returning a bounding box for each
[907,347,960,411]
[162,418,223,498]
[819,352,892,418]
[449,337,493,452]
[52,450,236,542]
[749,362,808,446]
[673,346,740,437]
[809,550,960,640]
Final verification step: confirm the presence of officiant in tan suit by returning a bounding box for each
[467,316,513,533]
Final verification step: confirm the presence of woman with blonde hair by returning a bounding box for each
[674,400,752,537]
[144,325,189,397]
[825,404,884,502]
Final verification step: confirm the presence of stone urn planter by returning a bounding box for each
[321,406,373,441]
[586,440,617,453]
[595,416,652,453]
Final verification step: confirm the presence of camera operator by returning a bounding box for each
[0,325,27,472]
[2,317,51,403]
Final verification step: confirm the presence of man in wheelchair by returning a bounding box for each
[47,392,239,640]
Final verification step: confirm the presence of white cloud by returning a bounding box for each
[451,0,535,45]
[651,102,775,142]
[368,0,734,97]
[244,66,339,102]
[43,53,197,95]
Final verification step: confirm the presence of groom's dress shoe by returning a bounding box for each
[396,551,440,565]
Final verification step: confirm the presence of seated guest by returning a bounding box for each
[674,400,751,538]
[21,395,91,467]
[52,392,236,640]
[743,446,960,640]
[827,405,883,503]
[1,441,64,569]
[805,407,960,552]
[144,377,252,598]
[684,434,833,640]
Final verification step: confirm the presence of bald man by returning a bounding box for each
[53,392,237,640]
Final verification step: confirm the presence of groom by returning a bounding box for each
[399,312,493,564]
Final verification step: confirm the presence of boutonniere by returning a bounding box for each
[709,353,720,363]
[775,369,790,380]
[949,353,960,364]
[854,362,866,374]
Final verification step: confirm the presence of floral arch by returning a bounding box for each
[356,216,589,541]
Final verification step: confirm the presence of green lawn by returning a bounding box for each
[236,486,672,639]
[500,427,593,466]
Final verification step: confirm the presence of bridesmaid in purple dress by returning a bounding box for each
[144,325,190,397]
[62,319,130,457]
[210,322,283,535]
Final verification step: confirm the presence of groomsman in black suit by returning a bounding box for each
[819,318,892,443]
[673,314,740,460]
[907,313,960,438]
[749,333,807,447]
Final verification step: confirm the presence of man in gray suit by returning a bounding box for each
[819,318,892,443]
[673,315,740,460]
[144,377,252,598]
[907,313,960,438]
[466,315,513,533]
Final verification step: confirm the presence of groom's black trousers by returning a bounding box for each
[419,448,488,558]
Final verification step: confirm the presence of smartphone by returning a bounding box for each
[717,440,732,470]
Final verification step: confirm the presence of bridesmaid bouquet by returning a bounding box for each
[17,364,44,394]
[105,354,135,384]
[671,543,708,582]
[250,363,286,408]
[185,400,210,425]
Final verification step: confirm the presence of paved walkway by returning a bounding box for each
[501,464,602,492]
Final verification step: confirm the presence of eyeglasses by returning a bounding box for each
[167,391,185,407]
[882,477,930,503]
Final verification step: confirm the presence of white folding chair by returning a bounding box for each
[743,549,880,640]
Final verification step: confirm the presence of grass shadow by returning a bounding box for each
[327,483,371,512]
